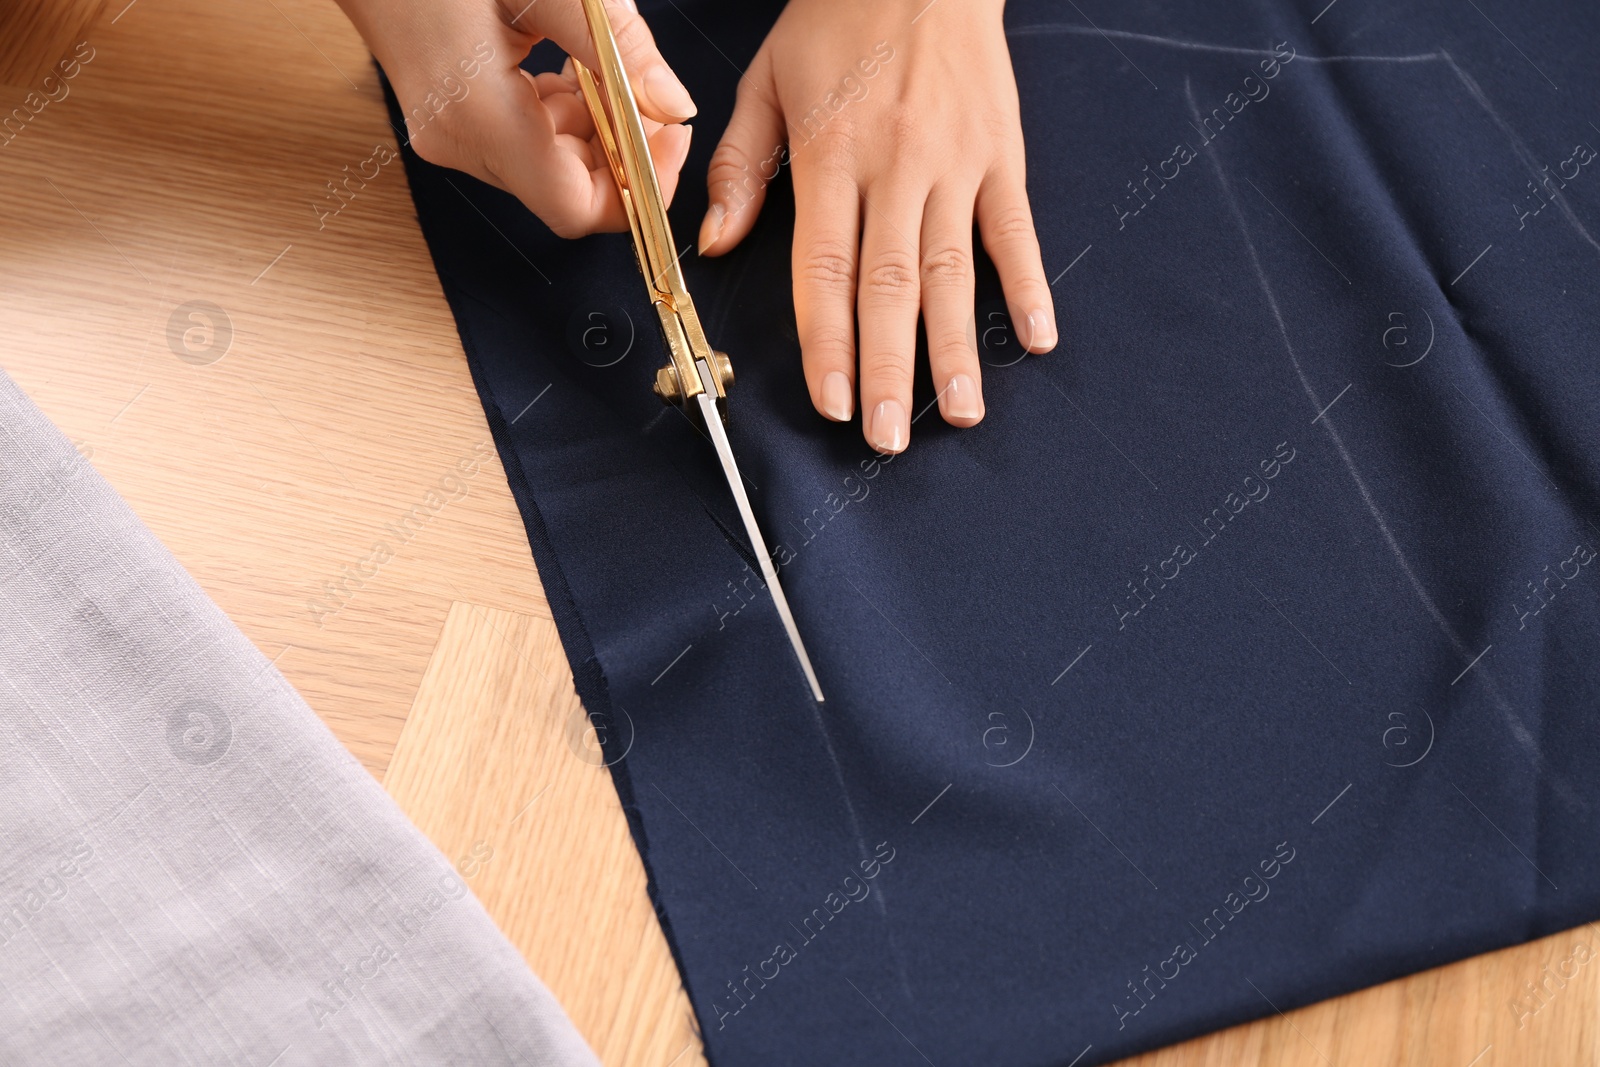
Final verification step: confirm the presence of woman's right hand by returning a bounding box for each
[336,0,697,237]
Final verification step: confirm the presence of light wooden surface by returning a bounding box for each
[384,603,698,1067]
[1,2,1596,1065]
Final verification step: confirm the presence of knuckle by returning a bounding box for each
[920,245,972,288]
[861,251,919,301]
[801,322,855,357]
[981,108,1021,145]
[882,104,921,150]
[706,142,754,185]
[798,244,856,292]
[857,348,912,386]
[799,123,863,173]
[985,204,1039,248]
[929,329,976,363]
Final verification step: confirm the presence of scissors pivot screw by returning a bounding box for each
[652,351,732,405]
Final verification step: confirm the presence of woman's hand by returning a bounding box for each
[337,0,697,237]
[699,0,1056,453]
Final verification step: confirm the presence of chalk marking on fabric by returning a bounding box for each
[1451,644,1493,685]
[910,783,952,825]
[109,0,139,23]
[1311,383,1352,424]
[800,694,907,1010]
[1185,77,1566,797]
[652,643,693,685]
[1311,782,1352,825]
[1066,1044,1094,1067]
[1465,1044,1493,1067]
[1006,23,1440,64]
[1051,644,1093,684]
[652,783,760,890]
[1244,977,1333,1065]
[1449,243,1494,286]
[1449,780,1559,890]
[1053,784,1158,890]
[843,977,936,1066]
[1443,53,1599,257]
[1065,0,1158,89]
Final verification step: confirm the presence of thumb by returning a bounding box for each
[482,68,694,237]
[518,0,696,125]
[699,49,785,256]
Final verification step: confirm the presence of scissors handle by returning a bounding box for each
[571,0,732,409]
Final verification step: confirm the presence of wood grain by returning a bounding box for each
[0,0,105,87]
[0,0,545,776]
[1,1,1596,1065]
[384,603,702,1067]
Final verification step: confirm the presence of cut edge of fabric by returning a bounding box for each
[379,64,711,1056]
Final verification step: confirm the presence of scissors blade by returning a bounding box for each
[693,373,825,703]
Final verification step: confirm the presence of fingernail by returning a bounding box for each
[697,201,725,254]
[869,399,908,453]
[942,373,983,421]
[1026,308,1058,352]
[644,65,696,121]
[621,0,638,12]
[821,371,853,421]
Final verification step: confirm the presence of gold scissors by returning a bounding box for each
[571,0,825,702]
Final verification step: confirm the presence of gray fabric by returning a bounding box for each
[0,371,599,1067]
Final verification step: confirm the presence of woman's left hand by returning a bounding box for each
[697,0,1057,453]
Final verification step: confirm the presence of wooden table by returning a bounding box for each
[1,2,1594,1064]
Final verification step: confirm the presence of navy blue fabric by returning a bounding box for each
[386,1,1600,1062]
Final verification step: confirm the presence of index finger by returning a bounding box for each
[791,157,862,424]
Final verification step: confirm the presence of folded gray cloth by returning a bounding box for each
[0,370,599,1067]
